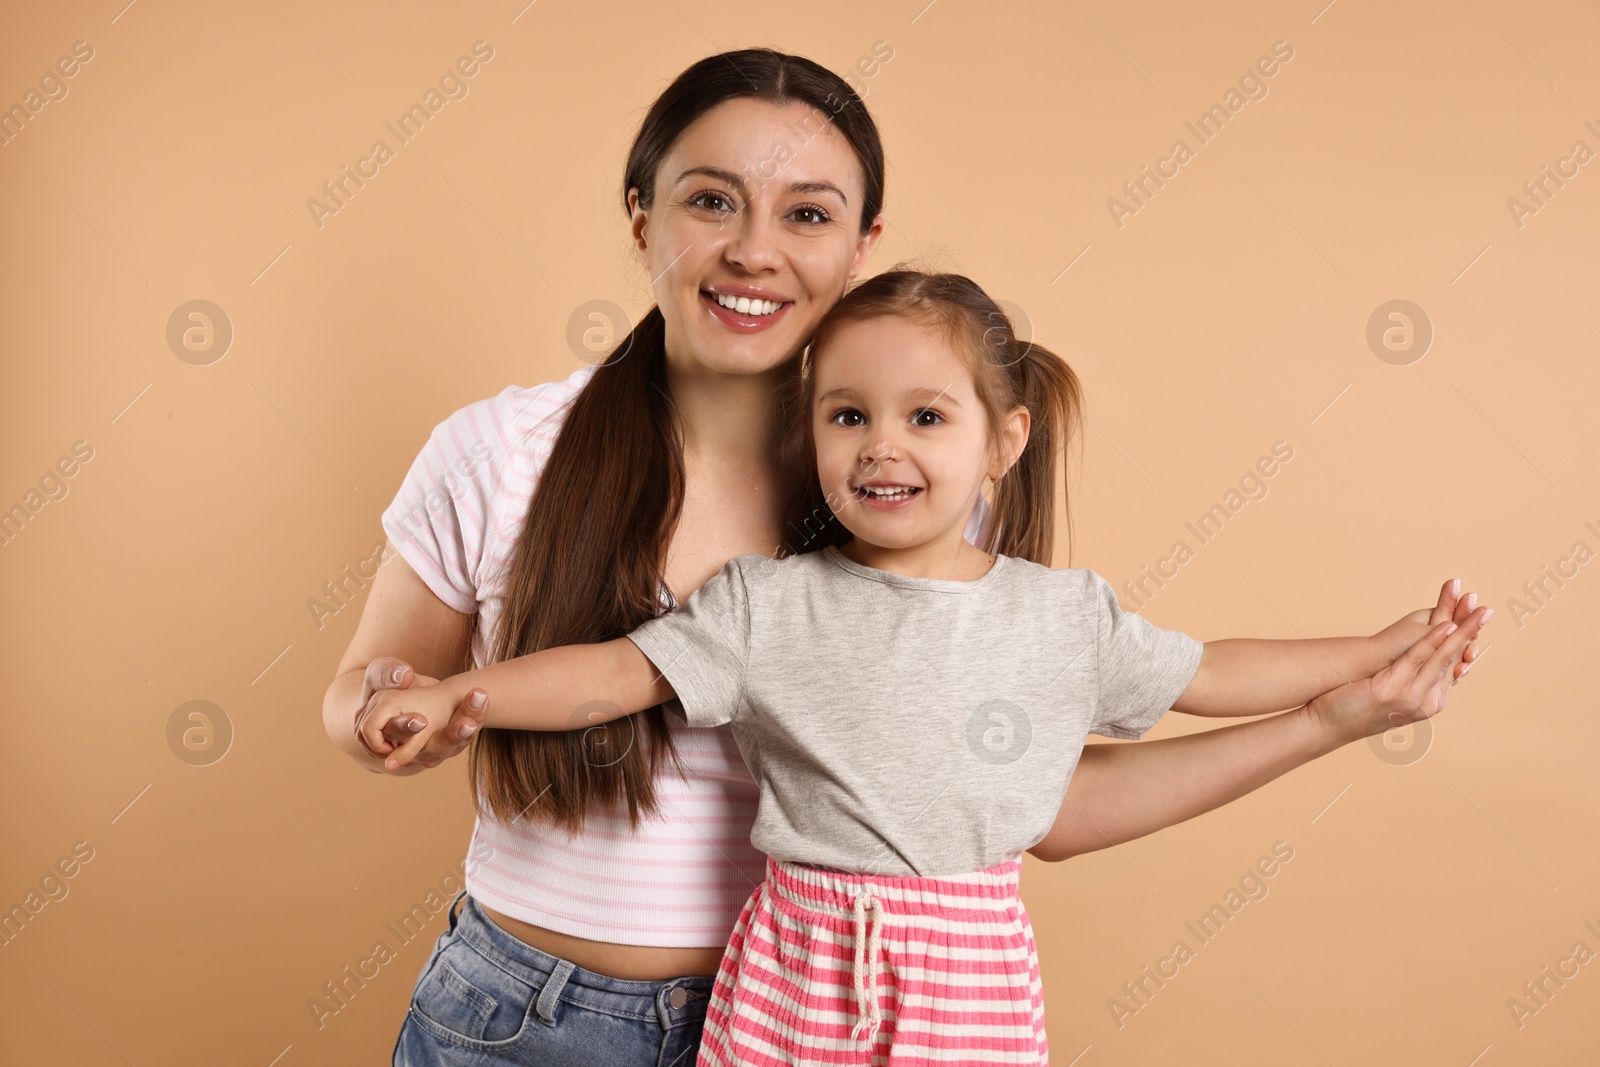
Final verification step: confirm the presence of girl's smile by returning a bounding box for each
[852,481,924,509]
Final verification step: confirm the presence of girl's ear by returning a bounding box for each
[990,404,1031,481]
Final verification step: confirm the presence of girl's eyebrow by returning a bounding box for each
[817,385,963,407]
[675,165,849,207]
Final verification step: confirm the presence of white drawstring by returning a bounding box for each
[850,891,883,1044]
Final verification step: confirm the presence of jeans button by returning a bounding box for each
[668,986,688,1010]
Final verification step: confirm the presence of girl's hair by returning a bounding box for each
[778,268,1085,567]
[467,49,887,835]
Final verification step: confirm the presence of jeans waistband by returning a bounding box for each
[447,890,715,1028]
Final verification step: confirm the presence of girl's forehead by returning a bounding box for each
[816,314,958,366]
[812,316,978,396]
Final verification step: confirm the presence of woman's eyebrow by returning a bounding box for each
[676,165,849,206]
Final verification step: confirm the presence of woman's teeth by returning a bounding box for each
[710,291,784,316]
[860,485,920,501]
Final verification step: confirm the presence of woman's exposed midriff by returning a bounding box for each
[477,901,725,981]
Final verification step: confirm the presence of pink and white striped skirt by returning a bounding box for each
[696,856,1049,1066]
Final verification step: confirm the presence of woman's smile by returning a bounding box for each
[699,285,794,332]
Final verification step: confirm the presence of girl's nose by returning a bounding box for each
[860,437,897,474]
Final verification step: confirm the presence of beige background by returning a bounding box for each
[3,0,1597,1063]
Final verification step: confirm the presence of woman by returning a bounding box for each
[322,48,1479,1066]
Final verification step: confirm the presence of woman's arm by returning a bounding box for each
[1031,602,1488,861]
[324,544,483,773]
[1028,704,1335,861]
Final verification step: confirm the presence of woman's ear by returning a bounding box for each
[848,214,885,280]
[628,187,648,253]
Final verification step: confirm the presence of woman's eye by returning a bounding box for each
[688,191,735,213]
[790,204,832,225]
[912,409,943,427]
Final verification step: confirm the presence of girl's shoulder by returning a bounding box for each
[991,554,1094,583]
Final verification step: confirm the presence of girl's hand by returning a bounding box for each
[356,657,489,776]
[357,682,486,772]
[1312,605,1491,747]
[1374,578,1482,684]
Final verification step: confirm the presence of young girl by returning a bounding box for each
[362,269,1486,1065]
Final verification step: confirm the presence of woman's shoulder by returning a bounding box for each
[413,363,601,482]
[449,362,600,445]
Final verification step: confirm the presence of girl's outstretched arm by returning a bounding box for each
[1171,577,1480,717]
[1029,605,1488,861]
[362,638,675,768]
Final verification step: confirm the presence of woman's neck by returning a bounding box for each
[662,357,792,481]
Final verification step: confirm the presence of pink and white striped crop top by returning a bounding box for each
[382,361,991,946]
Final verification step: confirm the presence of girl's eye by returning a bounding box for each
[912,408,943,427]
[790,204,832,225]
[829,409,864,427]
[688,191,735,213]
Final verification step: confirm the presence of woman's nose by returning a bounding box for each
[724,206,781,272]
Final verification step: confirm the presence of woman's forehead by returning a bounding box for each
[663,97,865,199]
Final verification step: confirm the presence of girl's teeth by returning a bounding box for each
[712,292,783,316]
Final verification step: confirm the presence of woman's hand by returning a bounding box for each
[1374,578,1483,684]
[1312,604,1491,748]
[357,657,489,776]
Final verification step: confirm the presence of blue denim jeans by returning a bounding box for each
[392,891,715,1067]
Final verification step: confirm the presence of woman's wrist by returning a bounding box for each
[1299,694,1361,755]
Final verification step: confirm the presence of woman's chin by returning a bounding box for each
[688,338,804,377]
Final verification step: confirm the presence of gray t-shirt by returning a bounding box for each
[625,546,1204,877]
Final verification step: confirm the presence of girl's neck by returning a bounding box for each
[838,530,997,582]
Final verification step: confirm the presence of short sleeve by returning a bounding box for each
[625,558,752,728]
[380,389,518,615]
[1089,570,1204,739]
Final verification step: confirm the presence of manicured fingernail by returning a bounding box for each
[1465,592,1477,610]
[1481,608,1493,623]
[470,691,487,709]
[460,723,478,739]
[408,718,424,732]
[1451,578,1460,596]
[392,667,405,683]
[1445,622,1458,635]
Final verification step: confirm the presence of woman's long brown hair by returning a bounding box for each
[468,49,887,835]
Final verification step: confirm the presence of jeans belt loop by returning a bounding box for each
[535,958,576,1026]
